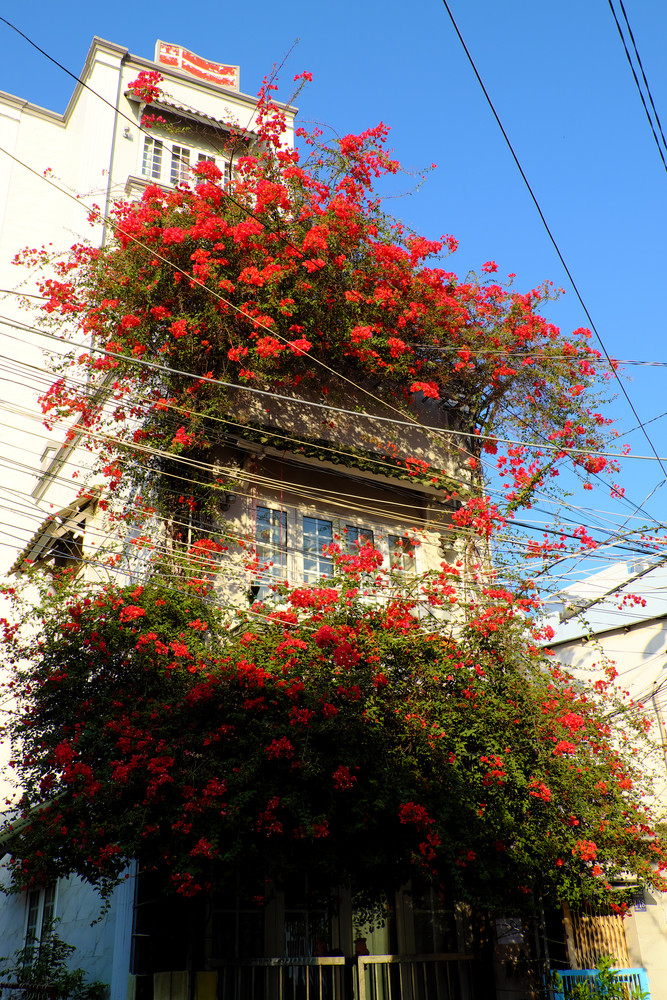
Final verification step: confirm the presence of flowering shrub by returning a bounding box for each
[27,73,619,547]
[2,568,664,917]
[2,73,656,921]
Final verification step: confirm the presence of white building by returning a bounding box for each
[547,557,667,998]
[0,35,295,523]
[0,35,485,1000]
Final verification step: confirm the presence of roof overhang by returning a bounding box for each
[126,93,256,139]
[9,491,100,576]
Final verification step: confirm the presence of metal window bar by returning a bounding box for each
[0,987,59,1000]
[215,957,346,1000]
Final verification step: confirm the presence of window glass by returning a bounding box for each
[24,885,56,963]
[170,145,191,185]
[389,535,417,575]
[345,525,374,551]
[255,506,288,598]
[141,137,163,180]
[24,890,40,961]
[302,517,333,582]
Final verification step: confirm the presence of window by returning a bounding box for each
[345,524,374,551]
[389,534,417,575]
[302,517,333,582]
[24,884,56,962]
[198,152,231,187]
[254,506,288,599]
[141,137,163,179]
[170,145,191,186]
[244,502,419,593]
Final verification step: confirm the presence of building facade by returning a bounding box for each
[0,35,499,1000]
[547,559,667,998]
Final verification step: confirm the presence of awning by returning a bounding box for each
[9,490,99,576]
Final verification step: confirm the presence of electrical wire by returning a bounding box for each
[1,310,664,466]
[607,0,667,175]
[2,21,664,608]
[439,0,667,484]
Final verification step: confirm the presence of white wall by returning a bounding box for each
[0,858,135,996]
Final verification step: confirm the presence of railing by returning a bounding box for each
[552,967,650,999]
[212,954,479,1000]
[216,957,346,1000]
[357,954,478,1000]
[0,986,59,1000]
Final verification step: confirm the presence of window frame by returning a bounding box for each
[248,502,419,594]
[170,144,191,186]
[23,883,57,963]
[141,136,163,180]
[253,505,289,599]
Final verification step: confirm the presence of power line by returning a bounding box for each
[607,0,667,175]
[1,311,664,465]
[0,28,629,476]
[2,22,662,598]
[439,0,667,484]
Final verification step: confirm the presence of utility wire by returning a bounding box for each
[607,0,667,175]
[439,0,667,483]
[3,20,663,596]
[0,311,659,464]
[0,21,629,471]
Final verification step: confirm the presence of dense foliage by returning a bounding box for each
[3,562,664,916]
[28,73,618,529]
[2,72,658,921]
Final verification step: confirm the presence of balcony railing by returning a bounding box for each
[0,985,59,1000]
[210,953,480,1000]
[357,953,479,1000]
[552,967,650,999]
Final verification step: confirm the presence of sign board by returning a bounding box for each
[155,42,240,91]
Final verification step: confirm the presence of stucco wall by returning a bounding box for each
[0,857,135,999]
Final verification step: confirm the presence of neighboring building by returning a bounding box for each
[547,558,667,998]
[0,859,135,1000]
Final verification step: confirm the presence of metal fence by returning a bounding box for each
[552,967,650,1000]
[0,985,59,1000]
[211,953,479,1000]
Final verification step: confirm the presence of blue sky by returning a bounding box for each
[2,0,667,595]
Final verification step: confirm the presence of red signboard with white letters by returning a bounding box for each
[155,42,240,91]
